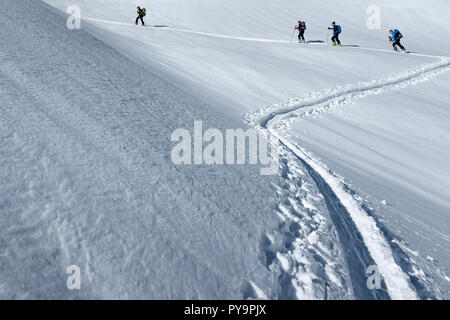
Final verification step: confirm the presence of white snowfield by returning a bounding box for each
[1,0,449,299]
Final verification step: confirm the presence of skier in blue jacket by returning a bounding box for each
[389,29,406,52]
[328,22,342,46]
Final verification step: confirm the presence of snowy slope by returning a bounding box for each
[1,0,448,299]
[1,0,286,299]
[42,0,450,299]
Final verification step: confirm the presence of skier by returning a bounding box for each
[135,6,147,26]
[389,29,406,52]
[328,21,342,46]
[295,20,307,43]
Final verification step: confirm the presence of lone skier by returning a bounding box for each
[328,21,342,46]
[136,6,146,26]
[295,20,307,43]
[389,29,406,52]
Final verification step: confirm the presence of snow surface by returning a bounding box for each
[1,0,449,299]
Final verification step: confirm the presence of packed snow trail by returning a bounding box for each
[264,130,418,300]
[246,55,450,300]
[258,143,390,299]
[253,58,450,129]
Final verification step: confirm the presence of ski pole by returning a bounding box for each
[290,28,296,44]
[326,29,330,45]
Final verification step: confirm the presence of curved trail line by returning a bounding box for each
[253,58,450,129]
[247,59,450,300]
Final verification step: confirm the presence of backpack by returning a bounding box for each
[301,21,306,30]
[336,25,342,33]
[142,8,147,16]
[394,29,403,39]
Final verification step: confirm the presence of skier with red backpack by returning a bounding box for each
[295,20,307,43]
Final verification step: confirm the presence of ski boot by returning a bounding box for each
[332,42,337,46]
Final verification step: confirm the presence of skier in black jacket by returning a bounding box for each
[135,6,146,26]
[296,20,307,43]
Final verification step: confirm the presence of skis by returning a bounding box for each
[393,49,410,54]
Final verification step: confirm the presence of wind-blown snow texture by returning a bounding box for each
[1,0,449,299]
[0,0,285,299]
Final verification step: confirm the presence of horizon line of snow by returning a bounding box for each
[79,16,289,43]
[49,7,448,60]
[80,16,446,58]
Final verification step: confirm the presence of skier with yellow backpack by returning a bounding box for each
[135,6,147,26]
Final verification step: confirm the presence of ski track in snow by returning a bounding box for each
[246,57,450,300]
[259,144,355,299]
[253,59,450,130]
